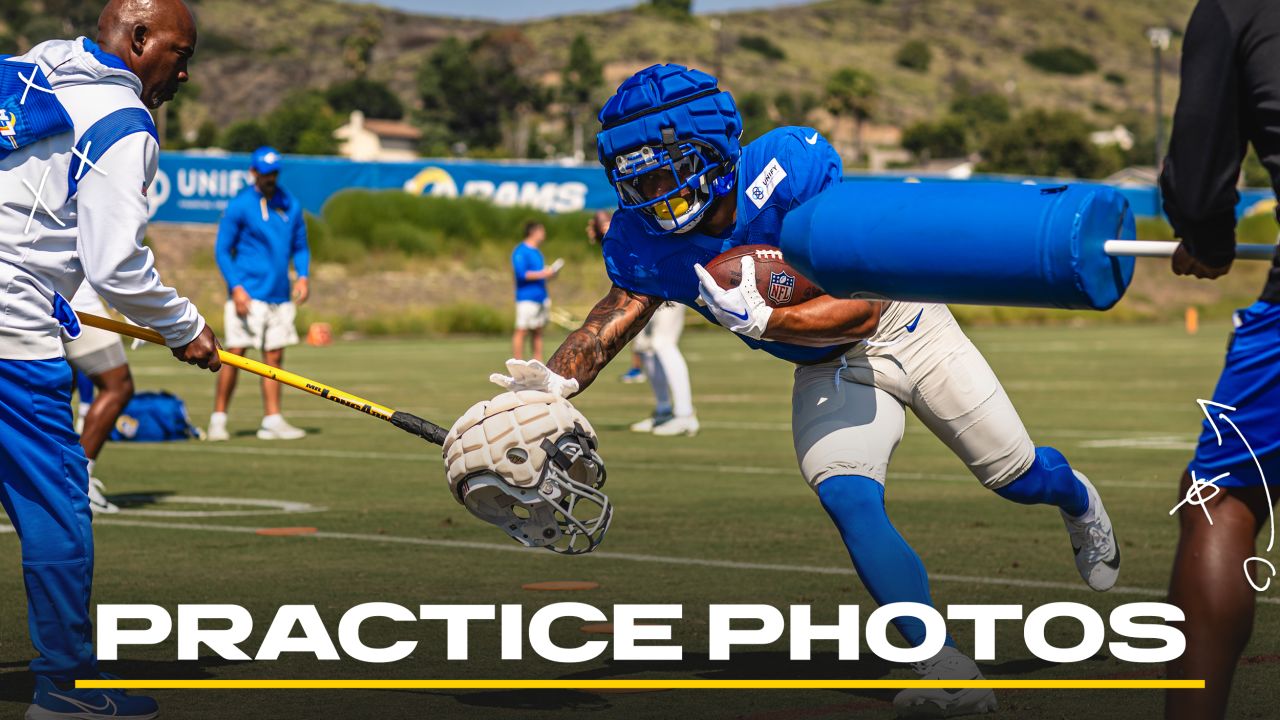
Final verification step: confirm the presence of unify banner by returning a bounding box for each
[148,151,1276,225]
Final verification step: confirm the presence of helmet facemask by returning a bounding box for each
[457,423,611,555]
[610,130,734,234]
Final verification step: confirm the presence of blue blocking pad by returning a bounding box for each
[780,181,1137,310]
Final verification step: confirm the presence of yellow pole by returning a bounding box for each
[76,312,395,421]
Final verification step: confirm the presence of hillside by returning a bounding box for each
[3,0,1198,151]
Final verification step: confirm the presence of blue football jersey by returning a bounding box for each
[602,126,847,364]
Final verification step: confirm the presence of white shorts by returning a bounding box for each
[64,287,126,376]
[514,300,550,331]
[223,300,299,352]
[792,302,1036,491]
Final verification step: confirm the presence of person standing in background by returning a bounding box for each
[1159,2,1280,718]
[511,221,563,362]
[209,146,310,441]
[586,211,698,436]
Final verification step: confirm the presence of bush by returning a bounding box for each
[314,190,600,262]
[1104,72,1126,86]
[325,78,405,120]
[902,117,969,159]
[978,109,1121,178]
[895,40,932,72]
[1023,46,1098,75]
[738,35,787,60]
[221,120,271,152]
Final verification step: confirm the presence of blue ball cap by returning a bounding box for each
[250,146,283,174]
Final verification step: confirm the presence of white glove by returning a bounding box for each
[549,258,566,275]
[489,358,579,398]
[694,256,773,340]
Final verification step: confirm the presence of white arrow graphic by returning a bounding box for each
[1197,399,1277,591]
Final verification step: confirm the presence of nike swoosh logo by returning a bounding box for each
[49,692,116,714]
[805,132,819,145]
[1072,542,1121,570]
[722,306,750,321]
[903,309,924,333]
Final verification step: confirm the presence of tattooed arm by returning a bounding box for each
[548,285,661,395]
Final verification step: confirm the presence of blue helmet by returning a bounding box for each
[596,64,742,234]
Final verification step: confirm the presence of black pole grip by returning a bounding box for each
[390,411,448,446]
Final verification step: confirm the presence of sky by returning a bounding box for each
[347,0,816,22]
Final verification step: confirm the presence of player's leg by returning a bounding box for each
[1165,301,1280,718]
[794,361,996,717]
[512,328,526,359]
[893,303,1117,590]
[531,327,544,363]
[65,326,131,513]
[628,319,670,431]
[210,298,257,440]
[650,304,698,437]
[256,303,305,440]
[0,359,98,686]
[1166,475,1270,720]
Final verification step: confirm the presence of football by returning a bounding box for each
[701,244,825,308]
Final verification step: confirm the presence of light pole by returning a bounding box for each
[1147,27,1171,210]
[1147,27,1171,168]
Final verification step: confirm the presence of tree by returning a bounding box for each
[825,67,877,158]
[950,92,1010,126]
[1023,46,1098,75]
[648,0,692,18]
[774,91,817,126]
[902,117,969,160]
[325,78,404,120]
[978,109,1121,179]
[738,92,770,143]
[343,15,383,80]
[417,31,544,156]
[561,34,602,161]
[895,40,932,72]
[221,120,271,152]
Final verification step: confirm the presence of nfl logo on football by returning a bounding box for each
[769,270,795,305]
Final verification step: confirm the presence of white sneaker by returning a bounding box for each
[651,415,699,437]
[257,416,306,440]
[893,646,997,718]
[1062,470,1120,591]
[88,478,119,515]
[629,413,673,433]
[206,414,229,442]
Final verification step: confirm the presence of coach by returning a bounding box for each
[0,0,219,715]
[209,146,310,441]
[1161,1,1280,718]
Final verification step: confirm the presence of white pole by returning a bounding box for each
[1105,240,1275,261]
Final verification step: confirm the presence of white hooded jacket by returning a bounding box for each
[0,37,204,361]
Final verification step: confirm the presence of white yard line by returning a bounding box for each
[87,517,1280,606]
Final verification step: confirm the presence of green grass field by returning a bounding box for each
[1,320,1276,719]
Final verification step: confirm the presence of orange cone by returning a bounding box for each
[306,322,332,346]
[1185,306,1199,335]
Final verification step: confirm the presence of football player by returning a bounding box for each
[484,64,1119,717]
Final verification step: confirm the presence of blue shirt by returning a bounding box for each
[215,185,310,303]
[512,243,548,303]
[602,126,846,364]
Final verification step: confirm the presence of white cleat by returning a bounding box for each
[651,414,699,437]
[629,413,672,433]
[1062,470,1120,591]
[257,417,306,440]
[87,478,119,515]
[893,646,998,718]
[206,417,230,442]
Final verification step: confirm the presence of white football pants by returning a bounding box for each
[634,303,694,418]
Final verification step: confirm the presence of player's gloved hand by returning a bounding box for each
[550,258,566,275]
[490,358,580,398]
[1171,241,1232,279]
[694,256,773,340]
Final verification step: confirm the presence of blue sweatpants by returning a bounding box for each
[0,358,96,681]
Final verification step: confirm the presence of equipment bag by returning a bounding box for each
[109,391,202,442]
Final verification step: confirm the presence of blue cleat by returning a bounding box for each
[27,674,158,720]
[618,367,646,384]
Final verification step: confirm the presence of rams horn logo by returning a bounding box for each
[0,109,18,149]
[403,166,459,197]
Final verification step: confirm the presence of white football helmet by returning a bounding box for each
[443,391,611,554]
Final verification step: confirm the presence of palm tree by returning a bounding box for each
[825,67,878,160]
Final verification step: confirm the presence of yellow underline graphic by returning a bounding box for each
[76,679,1205,690]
